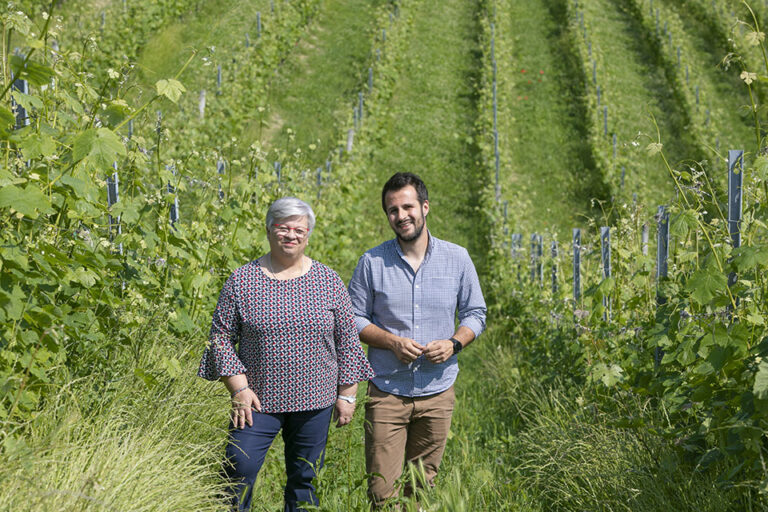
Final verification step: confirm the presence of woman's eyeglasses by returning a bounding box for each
[272,224,309,239]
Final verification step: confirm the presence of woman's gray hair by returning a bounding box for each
[266,197,316,234]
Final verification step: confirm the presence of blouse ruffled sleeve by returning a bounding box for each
[198,273,248,380]
[331,273,375,386]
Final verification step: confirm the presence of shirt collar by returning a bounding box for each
[392,230,435,266]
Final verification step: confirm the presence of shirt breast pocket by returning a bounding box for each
[422,276,458,315]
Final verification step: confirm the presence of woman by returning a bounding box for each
[198,197,374,512]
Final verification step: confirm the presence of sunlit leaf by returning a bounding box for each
[753,360,768,400]
[73,127,126,168]
[0,184,53,219]
[155,78,186,104]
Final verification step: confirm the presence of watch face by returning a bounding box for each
[453,340,462,354]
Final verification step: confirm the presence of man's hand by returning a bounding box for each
[391,336,424,364]
[424,339,454,364]
[231,388,262,429]
[333,399,355,427]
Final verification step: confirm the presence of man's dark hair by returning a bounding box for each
[381,172,429,211]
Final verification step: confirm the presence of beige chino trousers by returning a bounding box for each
[364,382,456,506]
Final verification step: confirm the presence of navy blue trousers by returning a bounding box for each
[225,405,333,512]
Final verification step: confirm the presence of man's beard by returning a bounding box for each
[396,218,425,242]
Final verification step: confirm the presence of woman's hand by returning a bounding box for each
[333,399,355,427]
[231,387,262,429]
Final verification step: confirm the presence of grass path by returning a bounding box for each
[495,0,608,237]
[262,0,387,158]
[360,0,484,254]
[575,0,703,209]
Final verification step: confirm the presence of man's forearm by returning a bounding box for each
[451,325,477,350]
[359,323,400,351]
[359,323,425,363]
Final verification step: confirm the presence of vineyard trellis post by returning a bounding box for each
[368,68,373,92]
[728,149,743,293]
[491,22,500,201]
[551,240,558,295]
[656,206,669,284]
[600,226,611,320]
[217,159,226,200]
[573,228,581,303]
[167,165,179,229]
[642,223,649,255]
[316,167,322,199]
[107,164,123,255]
[217,64,222,95]
[511,233,522,281]
[199,90,206,119]
[530,234,543,285]
[346,129,354,152]
[274,161,282,184]
[655,205,669,365]
[11,78,30,129]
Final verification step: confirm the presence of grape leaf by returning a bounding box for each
[10,55,54,87]
[73,127,126,169]
[0,184,54,219]
[155,79,186,104]
[685,269,727,305]
[753,360,768,400]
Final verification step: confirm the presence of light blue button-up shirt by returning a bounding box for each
[348,234,486,397]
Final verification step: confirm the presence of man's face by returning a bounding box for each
[384,185,429,242]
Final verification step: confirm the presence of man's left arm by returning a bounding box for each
[423,249,487,364]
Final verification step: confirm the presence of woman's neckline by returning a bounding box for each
[257,255,314,282]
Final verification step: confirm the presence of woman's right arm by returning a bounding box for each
[221,374,262,429]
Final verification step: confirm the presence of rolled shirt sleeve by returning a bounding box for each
[331,272,375,386]
[198,274,248,380]
[457,247,487,338]
[348,254,374,334]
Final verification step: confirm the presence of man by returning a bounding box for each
[348,172,487,507]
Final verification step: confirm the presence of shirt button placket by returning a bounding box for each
[413,274,422,392]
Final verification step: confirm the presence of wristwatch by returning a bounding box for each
[337,395,357,404]
[450,337,463,355]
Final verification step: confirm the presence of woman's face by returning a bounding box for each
[267,215,310,258]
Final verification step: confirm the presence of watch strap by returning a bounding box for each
[450,337,463,354]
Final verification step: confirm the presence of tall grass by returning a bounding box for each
[0,355,230,512]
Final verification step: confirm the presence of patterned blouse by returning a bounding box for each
[198,259,375,413]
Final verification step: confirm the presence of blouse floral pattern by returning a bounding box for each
[198,259,375,413]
